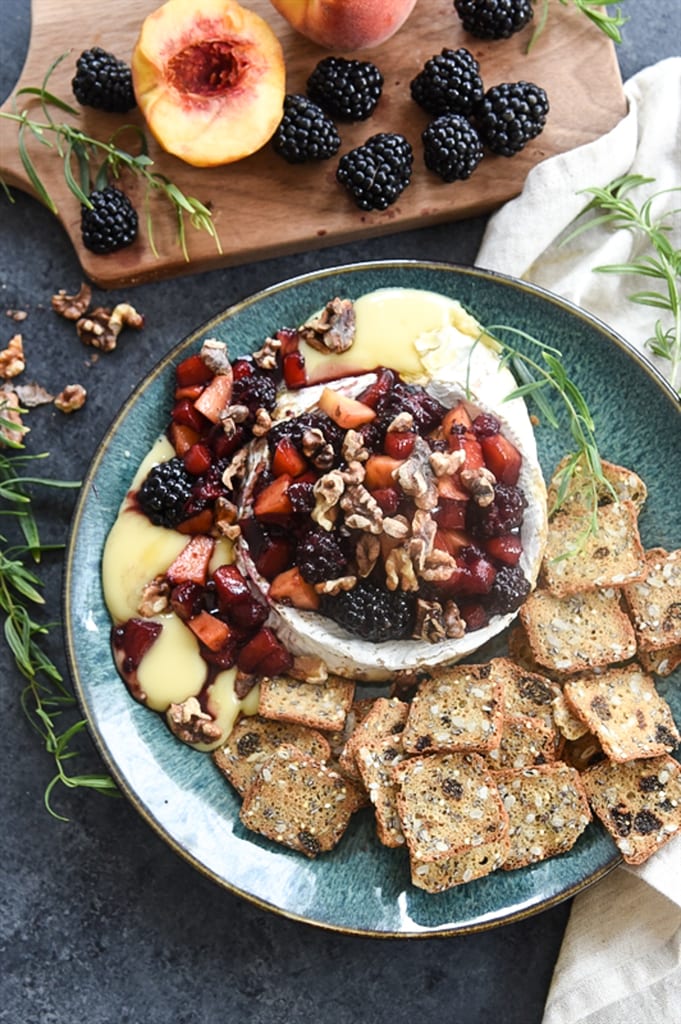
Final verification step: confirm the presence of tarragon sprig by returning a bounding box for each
[563,174,681,394]
[529,0,628,51]
[1,53,222,261]
[1,396,117,819]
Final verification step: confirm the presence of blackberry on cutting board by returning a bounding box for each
[80,186,138,254]
[272,94,341,163]
[336,133,413,211]
[453,0,534,39]
[422,114,484,181]
[306,57,383,122]
[410,48,484,117]
[72,47,136,113]
[476,81,549,156]
[137,457,193,529]
[319,580,416,643]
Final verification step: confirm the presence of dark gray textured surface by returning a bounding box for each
[1,3,677,1022]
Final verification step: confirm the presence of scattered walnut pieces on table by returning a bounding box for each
[76,303,145,352]
[0,334,25,379]
[51,283,92,320]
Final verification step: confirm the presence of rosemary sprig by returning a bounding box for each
[1,53,222,261]
[1,397,117,819]
[473,324,615,549]
[563,174,681,394]
[529,0,628,50]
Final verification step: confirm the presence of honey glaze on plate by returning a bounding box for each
[102,286,547,747]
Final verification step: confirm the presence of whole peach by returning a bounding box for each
[268,0,418,51]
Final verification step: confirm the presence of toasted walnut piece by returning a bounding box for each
[76,302,144,352]
[138,575,170,616]
[200,338,231,375]
[342,429,370,463]
[386,412,414,433]
[220,404,250,438]
[356,534,381,577]
[0,334,25,379]
[413,599,447,642]
[312,470,345,531]
[289,655,329,684]
[341,460,366,487]
[213,496,241,539]
[14,382,54,407]
[429,449,466,478]
[385,546,419,592]
[234,671,258,699]
[341,484,384,534]
[443,600,466,638]
[314,575,358,595]
[253,336,281,370]
[407,509,437,572]
[167,697,222,745]
[394,437,438,510]
[421,548,458,582]
[460,466,497,507]
[6,309,28,322]
[383,515,410,540]
[252,408,272,437]
[51,283,92,320]
[54,384,87,413]
[0,387,27,445]
[221,448,248,490]
[299,297,355,354]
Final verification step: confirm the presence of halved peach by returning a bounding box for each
[131,0,286,167]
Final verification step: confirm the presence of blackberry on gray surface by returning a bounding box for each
[454,0,534,39]
[80,186,138,254]
[410,48,484,117]
[138,457,193,528]
[306,57,383,122]
[422,114,484,181]
[336,133,413,211]
[296,530,349,584]
[72,47,136,113]
[476,81,549,156]
[319,581,416,642]
[272,94,341,163]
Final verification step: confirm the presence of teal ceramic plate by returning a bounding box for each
[65,261,681,936]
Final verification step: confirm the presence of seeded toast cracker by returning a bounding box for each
[339,697,409,780]
[507,623,563,680]
[401,664,504,755]
[326,697,375,760]
[519,587,637,674]
[542,500,645,598]
[258,674,355,732]
[637,642,681,678]
[623,548,681,651]
[495,763,592,870]
[552,692,589,741]
[393,751,508,864]
[562,731,606,772]
[486,714,558,770]
[409,835,510,892]
[212,715,331,796]
[356,734,407,848]
[489,657,561,727]
[239,743,359,857]
[581,755,681,865]
[563,664,680,762]
[547,455,647,513]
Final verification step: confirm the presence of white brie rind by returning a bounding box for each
[237,373,548,682]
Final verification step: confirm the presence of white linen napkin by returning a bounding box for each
[476,57,681,1024]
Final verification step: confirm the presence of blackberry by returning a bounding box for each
[72,47,136,113]
[422,114,484,182]
[410,48,484,117]
[307,57,383,122]
[81,186,138,254]
[319,581,415,642]
[376,380,447,435]
[487,565,531,614]
[231,372,278,416]
[454,0,534,39]
[296,530,349,584]
[272,94,341,163]
[476,81,549,156]
[267,411,345,459]
[138,457,193,528]
[469,483,527,538]
[337,133,413,211]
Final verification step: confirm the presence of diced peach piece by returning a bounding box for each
[317,387,376,429]
[254,475,294,519]
[169,421,200,455]
[434,529,473,557]
[193,371,233,424]
[187,610,232,651]
[272,437,308,478]
[269,567,320,610]
[441,402,473,440]
[480,433,522,485]
[176,509,214,535]
[174,383,205,401]
[364,454,403,490]
[166,534,215,585]
[437,475,470,501]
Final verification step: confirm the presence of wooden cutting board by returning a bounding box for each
[0,0,626,289]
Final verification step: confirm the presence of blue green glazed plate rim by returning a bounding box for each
[64,260,680,937]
